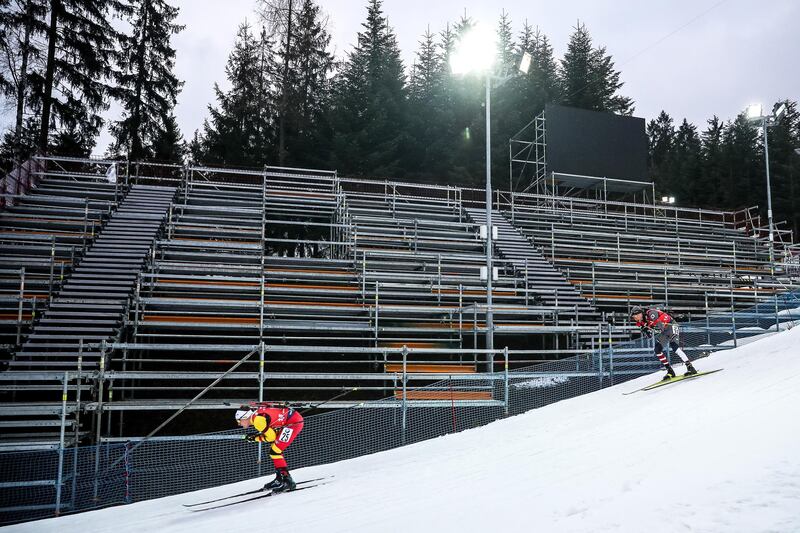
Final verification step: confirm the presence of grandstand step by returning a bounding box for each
[384,363,477,374]
[394,390,493,401]
[12,184,176,377]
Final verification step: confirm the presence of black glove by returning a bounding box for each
[640,326,653,338]
[243,434,257,442]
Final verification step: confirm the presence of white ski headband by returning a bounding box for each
[235,408,255,421]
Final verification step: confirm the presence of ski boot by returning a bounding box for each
[661,365,676,381]
[684,361,698,376]
[263,468,296,493]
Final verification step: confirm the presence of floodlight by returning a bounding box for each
[661,196,669,203]
[774,103,787,121]
[450,25,496,75]
[669,196,676,204]
[745,103,763,120]
[519,51,532,74]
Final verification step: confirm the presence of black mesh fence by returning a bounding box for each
[2,290,799,525]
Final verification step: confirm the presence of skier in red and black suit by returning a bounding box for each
[236,403,304,492]
[630,306,698,380]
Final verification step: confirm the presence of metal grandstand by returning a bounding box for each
[1,154,799,450]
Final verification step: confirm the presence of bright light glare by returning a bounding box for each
[661,196,669,203]
[450,25,496,75]
[745,103,763,120]
[669,196,676,204]
[519,52,532,74]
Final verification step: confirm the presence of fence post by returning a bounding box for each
[598,324,604,387]
[774,291,780,333]
[93,342,107,501]
[608,323,614,385]
[729,274,737,348]
[401,345,408,446]
[55,371,69,516]
[503,346,509,416]
[71,344,84,511]
[703,292,711,346]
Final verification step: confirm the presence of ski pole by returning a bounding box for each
[298,387,359,415]
[105,345,261,470]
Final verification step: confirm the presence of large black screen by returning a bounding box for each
[545,104,648,183]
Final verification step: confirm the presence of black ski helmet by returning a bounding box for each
[630,305,644,318]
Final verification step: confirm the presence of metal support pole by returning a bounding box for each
[763,118,775,271]
[705,293,711,346]
[71,344,83,511]
[93,344,107,501]
[257,342,265,475]
[437,254,442,303]
[374,281,379,347]
[608,323,614,385]
[55,371,68,516]
[503,346,509,416]
[16,267,25,345]
[401,345,408,445]
[484,73,494,356]
[598,324,604,386]
[458,284,463,349]
[83,199,89,253]
[524,259,529,306]
[48,236,55,301]
[730,273,737,348]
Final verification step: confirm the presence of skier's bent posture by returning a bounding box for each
[630,306,698,380]
[236,404,304,492]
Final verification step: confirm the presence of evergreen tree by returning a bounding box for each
[196,21,276,167]
[646,110,675,192]
[670,119,703,203]
[407,26,446,178]
[282,0,333,168]
[328,0,408,178]
[110,0,184,160]
[700,116,725,207]
[763,100,800,238]
[515,25,560,119]
[151,112,185,161]
[33,0,127,153]
[559,22,633,115]
[720,114,761,209]
[258,0,295,166]
[495,10,514,74]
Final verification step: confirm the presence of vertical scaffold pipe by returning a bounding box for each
[55,371,68,516]
[401,345,408,446]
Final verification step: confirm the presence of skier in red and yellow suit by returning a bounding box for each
[236,404,304,492]
[630,306,698,380]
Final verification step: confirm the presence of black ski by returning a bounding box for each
[187,482,328,512]
[183,477,330,507]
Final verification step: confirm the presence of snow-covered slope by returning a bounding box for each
[11,328,800,533]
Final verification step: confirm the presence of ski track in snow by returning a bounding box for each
[8,327,800,533]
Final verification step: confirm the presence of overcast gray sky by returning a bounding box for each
[13,0,800,155]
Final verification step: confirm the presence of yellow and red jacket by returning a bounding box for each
[248,405,303,443]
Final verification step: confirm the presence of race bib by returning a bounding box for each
[278,427,293,443]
